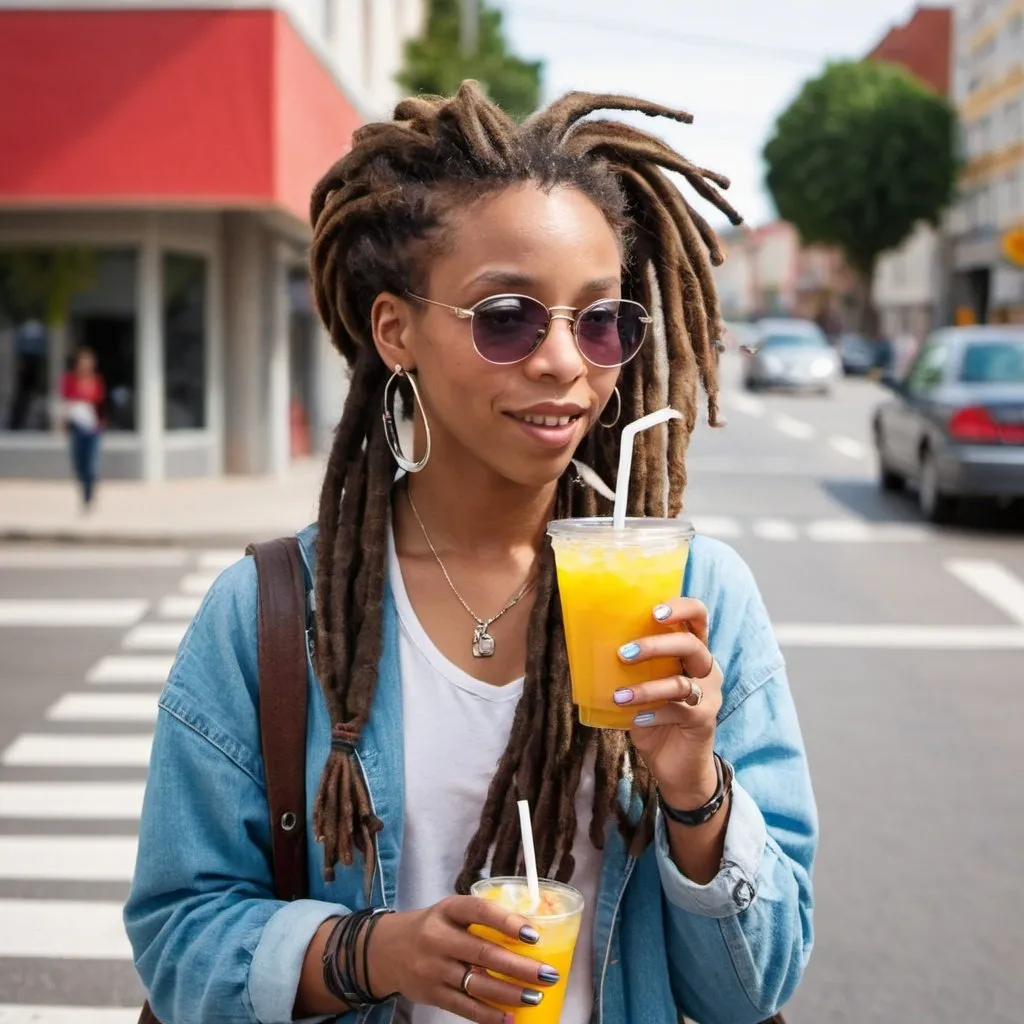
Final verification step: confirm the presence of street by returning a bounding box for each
[1,356,1023,1022]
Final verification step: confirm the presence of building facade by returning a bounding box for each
[0,1,426,480]
[948,0,1024,325]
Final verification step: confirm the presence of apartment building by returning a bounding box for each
[949,0,1024,324]
[0,1,425,481]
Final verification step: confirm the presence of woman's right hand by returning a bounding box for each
[367,896,560,1023]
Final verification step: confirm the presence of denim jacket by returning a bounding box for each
[124,526,817,1024]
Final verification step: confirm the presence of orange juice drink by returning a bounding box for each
[547,517,694,729]
[470,877,584,1022]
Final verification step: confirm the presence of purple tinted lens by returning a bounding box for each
[578,300,648,367]
[472,295,549,363]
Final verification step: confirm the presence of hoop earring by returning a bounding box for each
[599,387,621,429]
[382,364,431,473]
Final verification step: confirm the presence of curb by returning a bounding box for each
[0,528,292,548]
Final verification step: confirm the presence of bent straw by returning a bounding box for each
[517,799,541,911]
[612,408,685,530]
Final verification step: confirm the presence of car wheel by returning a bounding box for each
[743,378,760,392]
[918,448,955,523]
[875,425,905,491]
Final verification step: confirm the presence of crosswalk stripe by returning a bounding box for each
[157,594,202,619]
[0,601,147,628]
[773,414,816,440]
[1,735,153,768]
[86,656,173,685]
[726,393,765,417]
[945,559,1024,625]
[121,622,188,651]
[0,782,144,820]
[0,1006,140,1023]
[46,694,157,724]
[690,515,742,538]
[0,837,137,881]
[775,623,1024,648]
[0,547,187,569]
[198,550,243,571]
[829,436,868,460]
[0,899,132,960]
[179,573,219,595]
[752,518,799,541]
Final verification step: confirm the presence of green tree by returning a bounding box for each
[763,60,959,335]
[398,0,543,120]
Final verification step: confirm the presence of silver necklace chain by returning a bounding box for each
[405,487,533,658]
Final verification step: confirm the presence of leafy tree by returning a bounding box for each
[763,60,959,335]
[398,0,543,120]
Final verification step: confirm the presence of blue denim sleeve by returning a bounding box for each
[123,558,355,1024]
[656,539,817,1024]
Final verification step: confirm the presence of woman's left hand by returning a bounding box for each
[614,598,724,808]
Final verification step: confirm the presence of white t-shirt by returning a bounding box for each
[388,528,602,1024]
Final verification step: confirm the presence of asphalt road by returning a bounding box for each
[0,356,1022,1023]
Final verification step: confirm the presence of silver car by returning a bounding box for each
[742,318,840,394]
[873,326,1024,522]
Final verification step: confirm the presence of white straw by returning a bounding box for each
[612,408,685,530]
[517,799,541,911]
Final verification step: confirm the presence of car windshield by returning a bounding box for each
[760,334,827,351]
[959,340,1024,383]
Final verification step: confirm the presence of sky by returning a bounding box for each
[495,0,924,229]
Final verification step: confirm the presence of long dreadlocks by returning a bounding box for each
[307,81,742,896]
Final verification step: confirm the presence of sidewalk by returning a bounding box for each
[0,458,326,545]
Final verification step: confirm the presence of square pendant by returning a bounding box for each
[472,629,496,658]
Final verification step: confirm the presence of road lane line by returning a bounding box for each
[121,622,188,651]
[945,559,1024,625]
[774,624,1024,648]
[0,1007,140,1023]
[179,572,220,595]
[0,548,187,569]
[0,836,137,881]
[0,600,147,627]
[1,735,153,768]
[829,436,868,459]
[752,519,800,541]
[86,655,173,684]
[0,782,144,820]
[46,693,157,723]
[726,393,765,417]
[158,594,202,618]
[773,414,816,440]
[689,515,742,538]
[0,899,131,959]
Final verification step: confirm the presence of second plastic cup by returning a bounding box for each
[547,516,695,729]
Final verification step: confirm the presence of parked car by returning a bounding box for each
[838,333,894,376]
[742,318,840,394]
[873,326,1024,522]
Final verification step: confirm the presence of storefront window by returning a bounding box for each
[163,253,207,430]
[0,247,137,431]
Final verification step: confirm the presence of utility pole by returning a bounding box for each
[459,0,479,58]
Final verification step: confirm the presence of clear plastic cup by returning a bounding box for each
[547,517,694,729]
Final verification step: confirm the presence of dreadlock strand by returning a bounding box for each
[525,92,693,145]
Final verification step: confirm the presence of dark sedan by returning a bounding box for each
[873,327,1024,522]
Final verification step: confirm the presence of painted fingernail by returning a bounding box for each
[634,712,657,726]
[538,965,561,984]
[521,989,545,1006]
[613,688,634,705]
[504,1016,515,1024]
[618,642,641,661]
[519,924,540,944]
[653,604,672,621]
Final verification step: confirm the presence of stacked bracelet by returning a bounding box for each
[657,753,735,827]
[322,907,396,1007]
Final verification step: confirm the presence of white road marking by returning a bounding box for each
[0,782,144,820]
[179,572,220,595]
[0,900,132,960]
[945,559,1024,625]
[198,549,243,570]
[726,393,765,417]
[158,593,202,618]
[0,836,137,881]
[753,519,800,541]
[0,547,187,569]
[689,515,742,538]
[773,414,816,440]
[0,600,147,628]
[1,735,153,767]
[806,520,930,543]
[121,622,188,651]
[46,693,157,723]
[0,1007,140,1023]
[829,436,868,460]
[774,624,1024,648]
[86,655,173,684]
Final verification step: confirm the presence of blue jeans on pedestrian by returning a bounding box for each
[69,425,100,505]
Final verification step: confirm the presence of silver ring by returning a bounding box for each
[460,965,477,994]
[683,680,703,707]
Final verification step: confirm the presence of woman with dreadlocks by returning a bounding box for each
[126,82,816,1024]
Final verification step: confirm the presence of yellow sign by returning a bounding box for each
[1002,227,1024,268]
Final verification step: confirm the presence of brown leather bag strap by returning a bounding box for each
[247,535,310,903]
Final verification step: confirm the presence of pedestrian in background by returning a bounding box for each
[60,346,105,510]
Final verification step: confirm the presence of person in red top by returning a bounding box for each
[60,346,106,509]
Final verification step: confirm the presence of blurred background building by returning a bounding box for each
[0,0,425,481]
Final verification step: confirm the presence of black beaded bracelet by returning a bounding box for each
[322,908,395,1007]
[657,754,734,827]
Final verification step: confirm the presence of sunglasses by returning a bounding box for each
[406,292,652,368]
